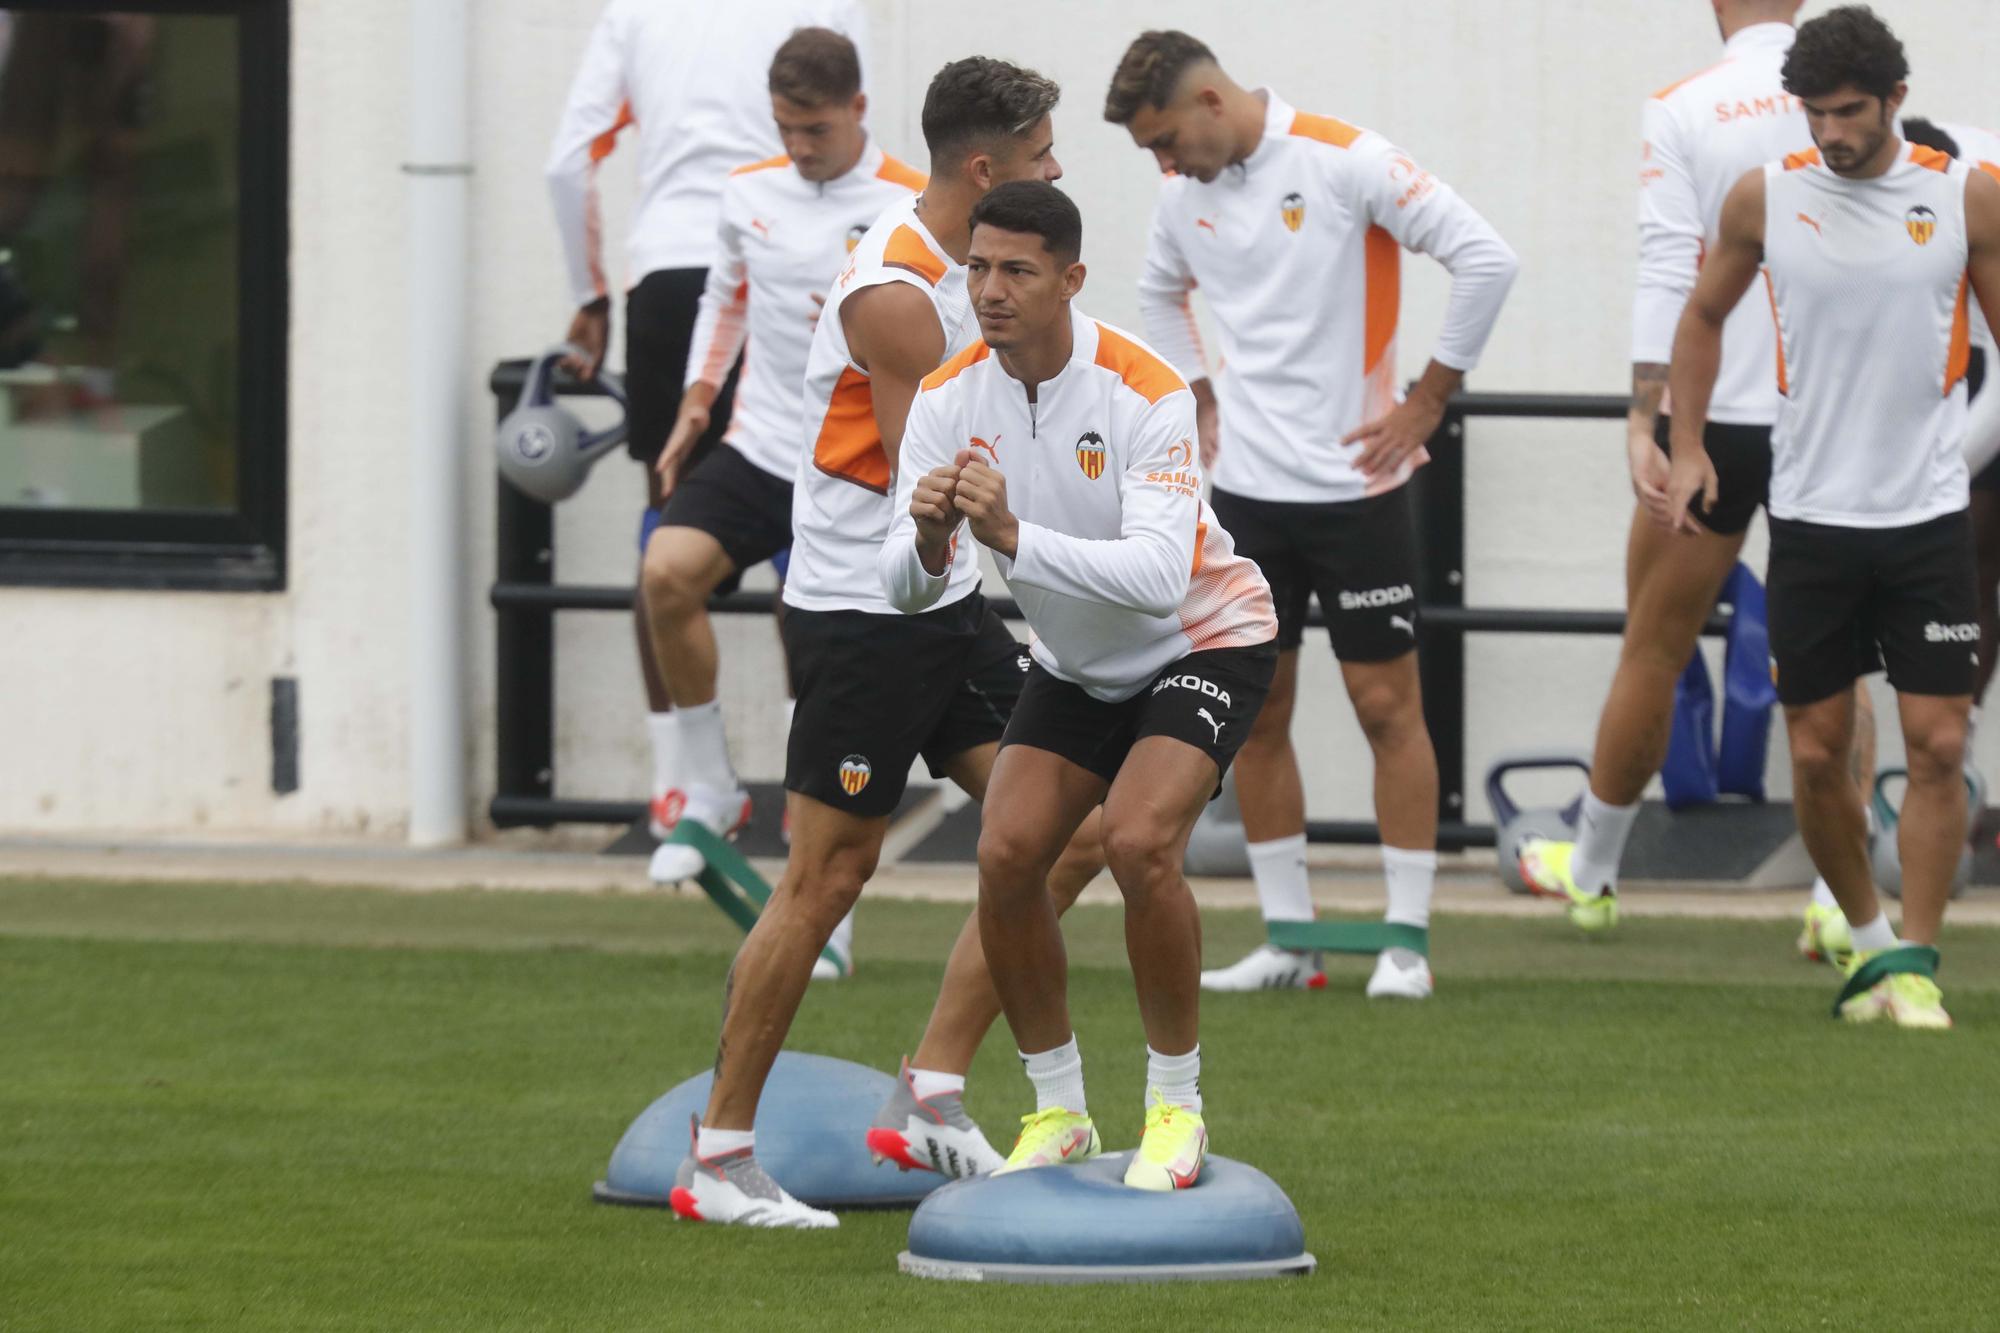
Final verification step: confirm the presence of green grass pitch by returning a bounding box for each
[4,878,1998,1329]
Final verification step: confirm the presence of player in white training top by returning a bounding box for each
[1514,2,1878,955]
[671,58,1107,1231]
[1665,6,2000,1030]
[637,31,922,958]
[545,0,865,831]
[884,181,1278,1189]
[1106,30,1517,1000]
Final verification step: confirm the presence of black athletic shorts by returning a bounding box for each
[1767,509,1979,706]
[1651,415,1772,536]
[783,594,1027,817]
[625,268,740,466]
[1000,640,1278,796]
[1962,348,1997,491]
[659,443,792,585]
[1209,485,1418,659]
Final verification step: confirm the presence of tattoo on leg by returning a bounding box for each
[713,957,738,1079]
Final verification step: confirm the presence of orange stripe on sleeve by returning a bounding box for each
[882,225,947,286]
[590,101,634,163]
[812,366,890,493]
[1651,59,1729,102]
[1287,110,1363,149]
[729,153,792,177]
[1946,274,1971,396]
[1909,144,1953,174]
[920,340,991,391]
[876,155,928,192]
[1763,270,1789,396]
[1363,224,1400,377]
[1092,323,1184,404]
[1782,147,1822,171]
[1979,161,2000,184]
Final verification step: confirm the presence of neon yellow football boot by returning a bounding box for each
[1797,901,1854,967]
[992,1106,1100,1175]
[1122,1089,1208,1192]
[1516,837,1619,933]
[1839,951,1952,1030]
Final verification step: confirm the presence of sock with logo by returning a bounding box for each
[1247,834,1313,925]
[1021,1036,1087,1115]
[1382,844,1437,928]
[648,712,679,797]
[1849,912,1899,954]
[677,699,737,792]
[1145,1045,1202,1114]
[1571,794,1639,899]
[696,1125,755,1159]
[909,1068,965,1102]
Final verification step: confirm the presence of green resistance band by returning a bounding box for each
[1831,944,1939,1017]
[664,823,847,976]
[1267,918,1429,958]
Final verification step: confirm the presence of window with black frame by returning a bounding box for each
[0,0,285,590]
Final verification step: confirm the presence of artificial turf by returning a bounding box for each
[3,878,1997,1330]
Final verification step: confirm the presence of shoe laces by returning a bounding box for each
[1011,1105,1081,1155]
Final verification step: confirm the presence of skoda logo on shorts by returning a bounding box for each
[838,754,872,796]
[515,421,557,462]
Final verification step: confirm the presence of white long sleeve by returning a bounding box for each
[545,5,629,309]
[879,388,966,615]
[1136,201,1208,380]
[683,211,749,391]
[1352,137,1518,374]
[1631,96,1702,367]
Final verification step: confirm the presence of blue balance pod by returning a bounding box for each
[595,1052,944,1210]
[900,1151,1315,1283]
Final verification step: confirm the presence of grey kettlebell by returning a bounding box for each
[1868,765,1983,901]
[1487,751,1592,895]
[495,344,628,504]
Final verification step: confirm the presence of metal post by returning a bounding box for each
[1414,405,1469,850]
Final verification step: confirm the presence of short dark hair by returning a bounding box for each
[1900,116,1960,160]
[968,180,1082,265]
[768,27,861,106]
[1782,5,1909,102]
[1103,30,1216,126]
[920,57,1061,162]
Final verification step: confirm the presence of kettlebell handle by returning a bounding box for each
[1484,751,1593,825]
[1871,765,1984,835]
[577,369,628,459]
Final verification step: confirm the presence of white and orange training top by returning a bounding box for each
[1939,122,2000,349]
[786,193,977,616]
[1636,21,1810,427]
[684,140,926,480]
[882,308,1277,703]
[1763,142,1974,527]
[1138,89,1517,504]
[544,0,869,309]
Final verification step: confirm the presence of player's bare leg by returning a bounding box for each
[1787,691,1881,933]
[1971,487,2000,701]
[868,743,1104,1178]
[1894,691,1972,948]
[1344,652,1439,997]
[1202,651,1324,990]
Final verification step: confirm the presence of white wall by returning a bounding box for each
[3,0,1997,838]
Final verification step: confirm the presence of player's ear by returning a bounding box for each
[1883,82,1908,123]
[1061,260,1086,302]
[965,149,994,193]
[852,91,867,122]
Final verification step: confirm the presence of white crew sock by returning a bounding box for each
[677,699,737,791]
[1810,877,1840,910]
[648,712,679,796]
[696,1124,755,1158]
[1146,1045,1202,1113]
[1382,845,1438,928]
[1571,794,1640,899]
[1246,834,1313,925]
[1021,1036,1087,1114]
[825,908,855,965]
[909,1068,965,1101]
[1849,912,1898,953]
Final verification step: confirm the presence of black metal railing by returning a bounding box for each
[488,363,1726,848]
